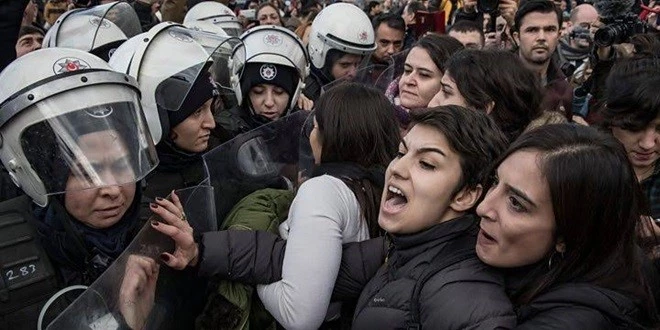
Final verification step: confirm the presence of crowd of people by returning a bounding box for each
[0,0,660,328]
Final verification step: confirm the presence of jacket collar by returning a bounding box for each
[388,213,478,266]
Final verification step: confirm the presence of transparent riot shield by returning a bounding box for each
[203,110,309,228]
[42,185,216,330]
[43,2,142,60]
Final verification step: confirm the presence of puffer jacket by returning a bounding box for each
[516,283,652,329]
[352,215,516,330]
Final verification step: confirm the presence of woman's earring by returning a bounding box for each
[548,250,565,269]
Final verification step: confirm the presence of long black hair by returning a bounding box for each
[314,83,400,237]
[492,124,657,325]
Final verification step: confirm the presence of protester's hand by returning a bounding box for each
[297,94,314,111]
[499,0,518,27]
[462,0,477,13]
[119,255,159,330]
[149,191,199,269]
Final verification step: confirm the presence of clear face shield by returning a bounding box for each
[48,2,142,59]
[148,26,244,115]
[42,185,216,330]
[8,85,158,198]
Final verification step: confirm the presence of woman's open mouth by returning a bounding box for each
[382,185,408,214]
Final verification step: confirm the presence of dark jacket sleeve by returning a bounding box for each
[198,229,286,284]
[0,0,29,72]
[332,236,388,301]
[198,230,387,300]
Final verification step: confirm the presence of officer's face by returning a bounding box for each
[64,130,136,229]
[171,98,216,153]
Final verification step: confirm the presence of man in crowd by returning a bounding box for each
[556,3,598,74]
[15,25,44,58]
[512,0,572,118]
[447,20,484,49]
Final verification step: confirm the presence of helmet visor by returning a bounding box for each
[54,2,141,55]
[149,26,243,113]
[20,97,158,195]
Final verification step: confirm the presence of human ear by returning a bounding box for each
[450,184,483,212]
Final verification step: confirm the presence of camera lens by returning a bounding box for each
[594,26,616,47]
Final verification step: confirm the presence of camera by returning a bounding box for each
[594,13,647,47]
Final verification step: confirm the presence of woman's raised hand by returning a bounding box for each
[149,191,200,270]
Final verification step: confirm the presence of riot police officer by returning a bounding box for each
[215,25,309,143]
[0,47,158,328]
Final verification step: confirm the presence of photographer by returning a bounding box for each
[580,0,651,124]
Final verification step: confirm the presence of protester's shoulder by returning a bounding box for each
[519,283,644,330]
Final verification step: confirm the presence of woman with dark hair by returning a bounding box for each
[385,34,463,128]
[428,49,545,141]
[152,83,401,329]
[599,58,660,268]
[477,124,658,328]
[256,2,284,26]
[351,105,515,329]
[600,57,660,219]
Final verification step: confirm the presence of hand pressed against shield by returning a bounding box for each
[119,254,160,330]
[149,191,199,269]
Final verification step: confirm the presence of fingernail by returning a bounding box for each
[150,203,158,209]
[160,253,170,262]
[151,221,159,227]
[155,197,164,201]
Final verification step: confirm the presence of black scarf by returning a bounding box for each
[156,139,204,172]
[33,186,143,284]
[310,162,386,189]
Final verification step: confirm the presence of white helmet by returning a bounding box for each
[0,48,158,206]
[42,2,142,61]
[230,25,309,112]
[307,3,376,70]
[109,22,240,144]
[184,1,242,37]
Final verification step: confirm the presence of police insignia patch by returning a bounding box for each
[89,17,111,29]
[85,105,113,118]
[260,64,277,80]
[263,33,283,46]
[53,58,90,74]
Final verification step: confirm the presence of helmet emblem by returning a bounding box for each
[168,30,194,43]
[359,31,368,42]
[263,34,283,46]
[89,17,111,29]
[260,64,277,80]
[53,58,90,74]
[86,105,114,118]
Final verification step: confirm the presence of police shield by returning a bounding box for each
[43,185,216,330]
[203,110,308,228]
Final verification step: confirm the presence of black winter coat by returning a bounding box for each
[515,283,651,329]
[352,215,516,330]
